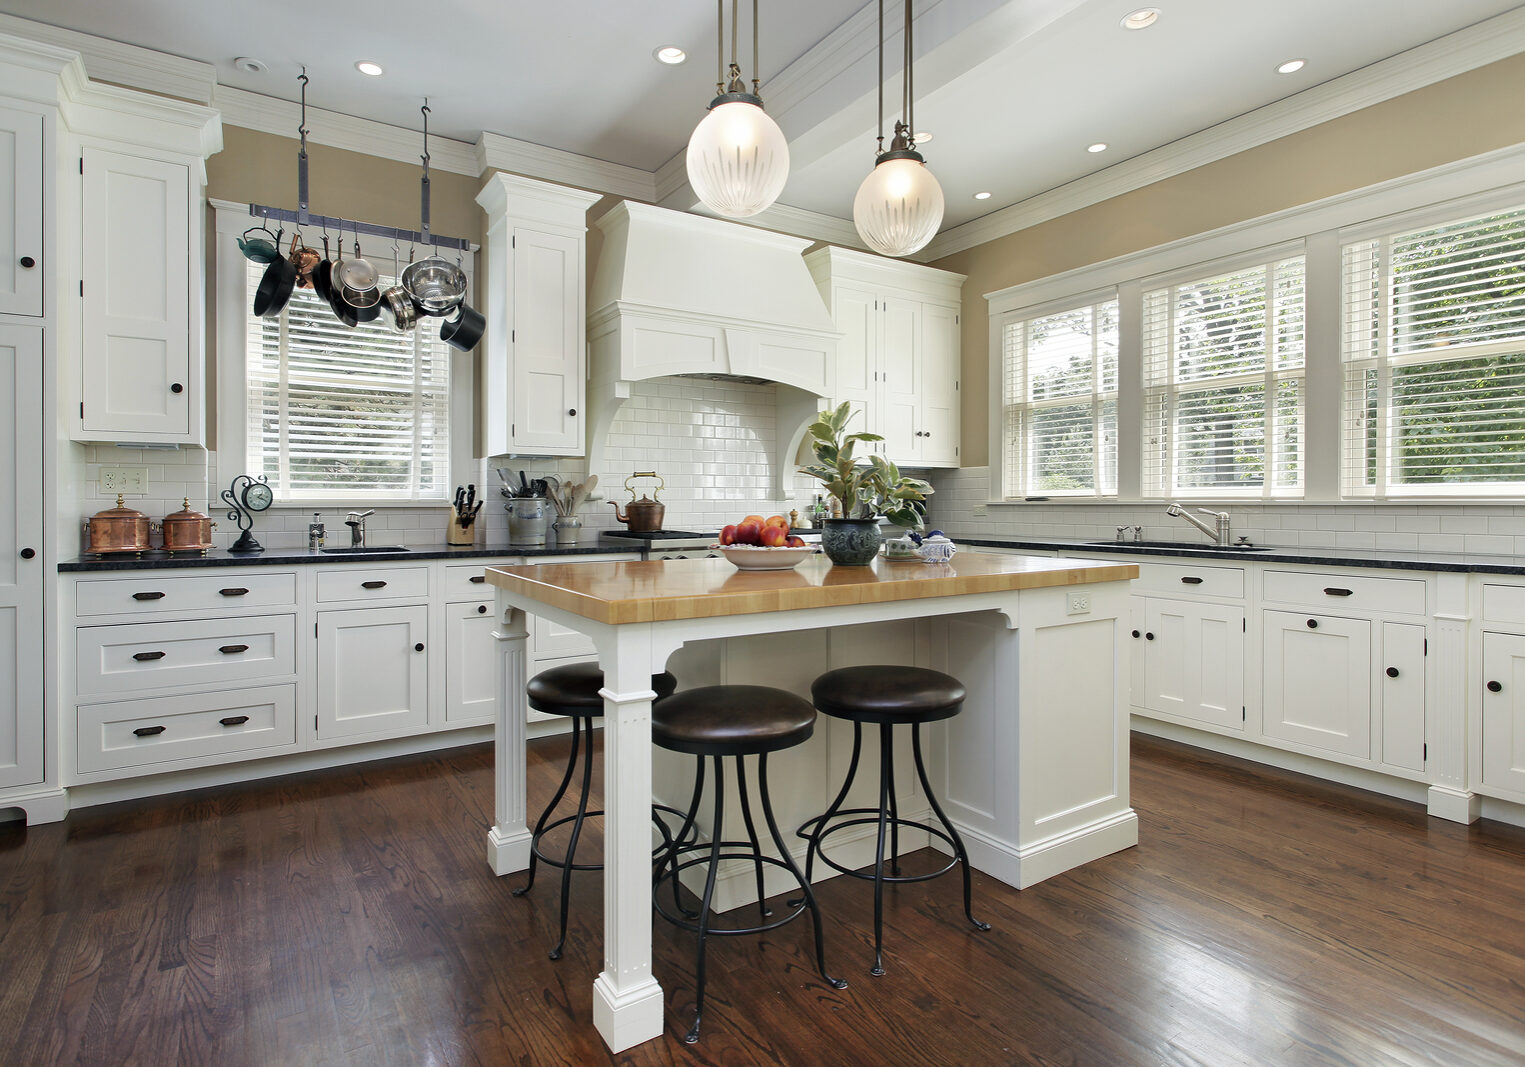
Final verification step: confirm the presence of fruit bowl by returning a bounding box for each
[713,544,818,571]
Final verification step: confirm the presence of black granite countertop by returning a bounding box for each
[58,537,640,573]
[946,534,1525,576]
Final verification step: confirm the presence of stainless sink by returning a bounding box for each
[1083,540,1272,551]
[319,545,410,554]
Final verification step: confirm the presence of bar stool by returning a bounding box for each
[796,665,990,976]
[513,662,689,960]
[652,684,848,1044]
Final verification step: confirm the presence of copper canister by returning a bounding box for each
[84,494,151,554]
[157,498,216,554]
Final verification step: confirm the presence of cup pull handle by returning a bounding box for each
[133,725,166,737]
[1323,587,1353,597]
[219,587,250,597]
[133,651,166,661]
[219,644,250,655]
[219,715,250,727]
[469,575,485,583]
[132,591,166,601]
[362,580,387,589]
[1180,576,1204,585]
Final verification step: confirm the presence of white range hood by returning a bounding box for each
[586,202,840,492]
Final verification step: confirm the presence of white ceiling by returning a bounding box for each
[2,0,1522,234]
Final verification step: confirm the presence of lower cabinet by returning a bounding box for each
[1262,610,1372,758]
[76,685,298,775]
[315,604,429,740]
[1481,631,1525,797]
[1131,596,1245,732]
[445,600,497,726]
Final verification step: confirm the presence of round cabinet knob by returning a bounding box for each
[1306,618,1319,629]
[170,383,184,394]
[567,408,577,416]
[1487,680,1503,693]
[477,604,487,614]
[414,642,425,652]
[1386,666,1400,678]
[1145,632,1155,641]
[19,547,35,559]
[19,256,35,269]
[1131,629,1140,638]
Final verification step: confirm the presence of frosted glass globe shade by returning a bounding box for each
[852,155,945,257]
[686,99,790,218]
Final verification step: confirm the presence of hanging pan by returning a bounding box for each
[252,231,298,318]
[402,100,467,316]
[439,303,485,351]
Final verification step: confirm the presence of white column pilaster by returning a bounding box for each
[487,599,533,874]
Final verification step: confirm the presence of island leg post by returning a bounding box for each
[488,600,533,875]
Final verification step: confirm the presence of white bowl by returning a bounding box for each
[714,544,817,570]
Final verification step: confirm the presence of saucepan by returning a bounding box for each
[381,247,418,332]
[439,303,485,351]
[401,253,467,316]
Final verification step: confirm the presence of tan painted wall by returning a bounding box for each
[933,53,1525,467]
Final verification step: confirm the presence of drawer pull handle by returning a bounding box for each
[219,644,250,655]
[133,725,165,737]
[1488,680,1503,693]
[219,588,250,597]
[1180,576,1204,585]
[1386,666,1400,678]
[1307,618,1319,629]
[362,580,388,589]
[469,575,486,583]
[132,591,166,601]
[219,715,250,727]
[415,642,425,652]
[132,651,166,661]
[478,604,488,614]
[1323,587,1353,597]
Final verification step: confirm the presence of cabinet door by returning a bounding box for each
[1262,610,1370,758]
[879,298,919,461]
[917,302,960,466]
[509,226,583,455]
[0,108,43,317]
[0,326,42,789]
[1379,621,1426,773]
[1481,632,1525,797]
[79,148,192,440]
[316,605,428,739]
[445,601,497,726]
[1141,598,1244,730]
[831,284,879,450]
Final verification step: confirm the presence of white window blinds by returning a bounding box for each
[245,261,451,502]
[1143,257,1305,497]
[1001,298,1119,498]
[1342,205,1525,496]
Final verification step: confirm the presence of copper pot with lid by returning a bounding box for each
[84,494,151,555]
[610,471,666,532]
[156,498,217,554]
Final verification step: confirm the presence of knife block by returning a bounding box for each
[446,512,477,545]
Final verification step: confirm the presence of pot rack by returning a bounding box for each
[248,74,470,253]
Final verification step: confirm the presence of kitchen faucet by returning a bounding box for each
[1165,503,1230,545]
[345,510,376,547]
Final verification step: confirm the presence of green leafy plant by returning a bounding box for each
[799,402,933,527]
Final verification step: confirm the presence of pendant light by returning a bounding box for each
[853,0,944,257]
[686,0,789,218]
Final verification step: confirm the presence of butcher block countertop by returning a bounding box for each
[485,550,1138,625]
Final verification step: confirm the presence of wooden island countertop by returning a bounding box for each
[485,550,1138,625]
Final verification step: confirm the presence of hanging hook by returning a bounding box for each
[297,65,311,226]
[419,99,433,246]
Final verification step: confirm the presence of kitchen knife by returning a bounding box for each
[454,486,465,515]
[465,484,475,512]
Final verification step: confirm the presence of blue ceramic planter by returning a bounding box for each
[821,518,881,566]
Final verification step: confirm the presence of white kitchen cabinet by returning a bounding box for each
[1481,631,1525,798]
[0,324,42,791]
[1262,609,1372,759]
[316,604,429,741]
[1379,622,1427,773]
[445,600,498,727]
[1134,597,1245,732]
[805,246,965,468]
[0,106,42,317]
[477,173,601,457]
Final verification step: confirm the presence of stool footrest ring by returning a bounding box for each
[796,810,964,885]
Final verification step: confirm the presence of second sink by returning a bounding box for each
[320,545,411,554]
[1082,540,1272,552]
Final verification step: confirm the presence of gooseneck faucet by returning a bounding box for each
[345,509,376,547]
[1166,503,1230,545]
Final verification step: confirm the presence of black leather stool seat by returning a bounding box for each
[653,685,816,756]
[527,661,677,717]
[811,665,966,724]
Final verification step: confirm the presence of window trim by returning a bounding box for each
[211,200,476,508]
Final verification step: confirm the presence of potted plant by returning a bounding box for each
[799,402,933,565]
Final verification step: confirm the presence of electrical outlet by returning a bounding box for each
[100,466,149,495]
[1066,592,1091,615]
[973,503,987,516]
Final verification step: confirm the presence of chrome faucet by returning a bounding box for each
[345,509,376,547]
[1166,503,1230,545]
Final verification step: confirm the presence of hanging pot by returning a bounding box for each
[439,303,484,351]
[311,235,336,307]
[401,254,467,315]
[335,241,381,309]
[292,239,321,289]
[237,225,281,264]
[382,285,418,331]
[323,241,359,327]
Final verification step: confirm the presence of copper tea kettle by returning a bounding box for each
[610,471,666,532]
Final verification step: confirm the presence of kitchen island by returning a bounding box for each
[484,550,1138,1052]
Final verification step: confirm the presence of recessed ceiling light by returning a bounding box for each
[233,57,268,75]
[913,130,933,144]
[654,46,687,65]
[973,191,992,200]
[1276,58,1306,74]
[1087,142,1108,153]
[354,60,384,77]
[1120,8,1160,30]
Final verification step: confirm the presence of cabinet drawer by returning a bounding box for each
[76,615,296,696]
[444,562,507,601]
[76,684,298,776]
[1482,584,1525,626]
[316,565,429,603]
[1132,561,1244,599]
[76,571,296,616]
[1263,569,1425,616]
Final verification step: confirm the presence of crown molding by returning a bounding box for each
[920,6,1525,262]
[475,131,652,200]
[0,12,215,104]
[60,76,222,158]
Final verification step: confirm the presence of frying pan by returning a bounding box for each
[440,303,485,351]
[252,234,298,319]
[311,235,336,307]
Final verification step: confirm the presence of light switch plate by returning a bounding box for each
[973,504,987,516]
[100,466,148,495]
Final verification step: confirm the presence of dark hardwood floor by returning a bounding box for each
[3,733,1524,1066]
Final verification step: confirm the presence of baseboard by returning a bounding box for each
[0,786,70,825]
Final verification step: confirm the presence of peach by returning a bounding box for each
[759,525,788,547]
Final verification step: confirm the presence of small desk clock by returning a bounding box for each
[222,474,273,553]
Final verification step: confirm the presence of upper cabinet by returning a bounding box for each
[0,106,43,318]
[805,246,966,469]
[476,173,601,457]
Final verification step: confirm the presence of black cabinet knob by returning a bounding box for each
[1131,629,1140,638]
[568,408,577,416]
[170,382,184,394]
[1145,632,1155,641]
[477,604,488,614]
[19,256,34,269]
[18,547,34,559]
[1487,680,1503,693]
[1307,618,1319,629]
[1386,666,1399,678]
[414,642,425,652]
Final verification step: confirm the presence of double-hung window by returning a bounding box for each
[244,259,453,503]
[1342,204,1525,497]
[1143,256,1305,497]
[1000,297,1119,498]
